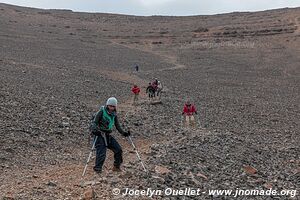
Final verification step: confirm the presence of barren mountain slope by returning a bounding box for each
[0,3,299,199]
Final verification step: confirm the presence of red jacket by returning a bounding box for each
[131,86,140,94]
[183,104,197,116]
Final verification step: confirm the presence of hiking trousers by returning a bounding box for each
[185,115,195,127]
[133,94,139,103]
[93,134,123,171]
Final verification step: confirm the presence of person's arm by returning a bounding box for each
[94,109,103,124]
[91,109,103,134]
[114,115,127,136]
[182,106,187,115]
[193,105,197,114]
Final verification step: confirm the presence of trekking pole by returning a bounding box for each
[127,136,147,172]
[82,136,98,177]
[181,115,184,128]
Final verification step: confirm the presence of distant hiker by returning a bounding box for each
[131,84,141,104]
[146,82,155,99]
[90,97,130,173]
[150,78,163,99]
[135,65,139,72]
[151,78,159,90]
[156,80,163,99]
[182,101,197,127]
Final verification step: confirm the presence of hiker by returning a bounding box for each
[146,82,155,99]
[131,84,140,104]
[151,78,159,90]
[156,80,163,98]
[182,101,197,127]
[135,65,139,72]
[90,97,130,173]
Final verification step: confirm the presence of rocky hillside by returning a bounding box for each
[0,3,299,199]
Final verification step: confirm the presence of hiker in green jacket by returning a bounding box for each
[91,97,130,173]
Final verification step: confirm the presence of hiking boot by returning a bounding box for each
[93,167,102,174]
[112,166,122,172]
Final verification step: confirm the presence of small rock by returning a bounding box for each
[82,187,95,200]
[243,165,258,175]
[46,181,57,187]
[39,137,46,142]
[196,172,208,180]
[123,164,132,169]
[99,177,108,184]
[110,179,119,186]
[155,165,171,174]
[119,171,133,179]
[2,196,15,200]
[83,181,100,187]
[62,122,70,127]
[263,182,273,189]
[152,175,165,183]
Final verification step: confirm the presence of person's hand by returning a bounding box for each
[123,130,131,137]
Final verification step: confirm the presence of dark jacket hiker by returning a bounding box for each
[146,83,156,98]
[90,97,130,173]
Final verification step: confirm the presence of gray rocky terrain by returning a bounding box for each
[0,3,299,199]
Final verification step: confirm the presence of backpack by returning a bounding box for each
[89,107,103,133]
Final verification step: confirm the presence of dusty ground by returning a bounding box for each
[0,3,299,199]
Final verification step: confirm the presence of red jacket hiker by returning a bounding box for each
[131,85,140,94]
[182,102,197,116]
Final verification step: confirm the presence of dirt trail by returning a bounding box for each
[100,40,182,94]
[109,39,187,72]
[65,67,158,197]
[71,66,163,198]
[73,50,192,197]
